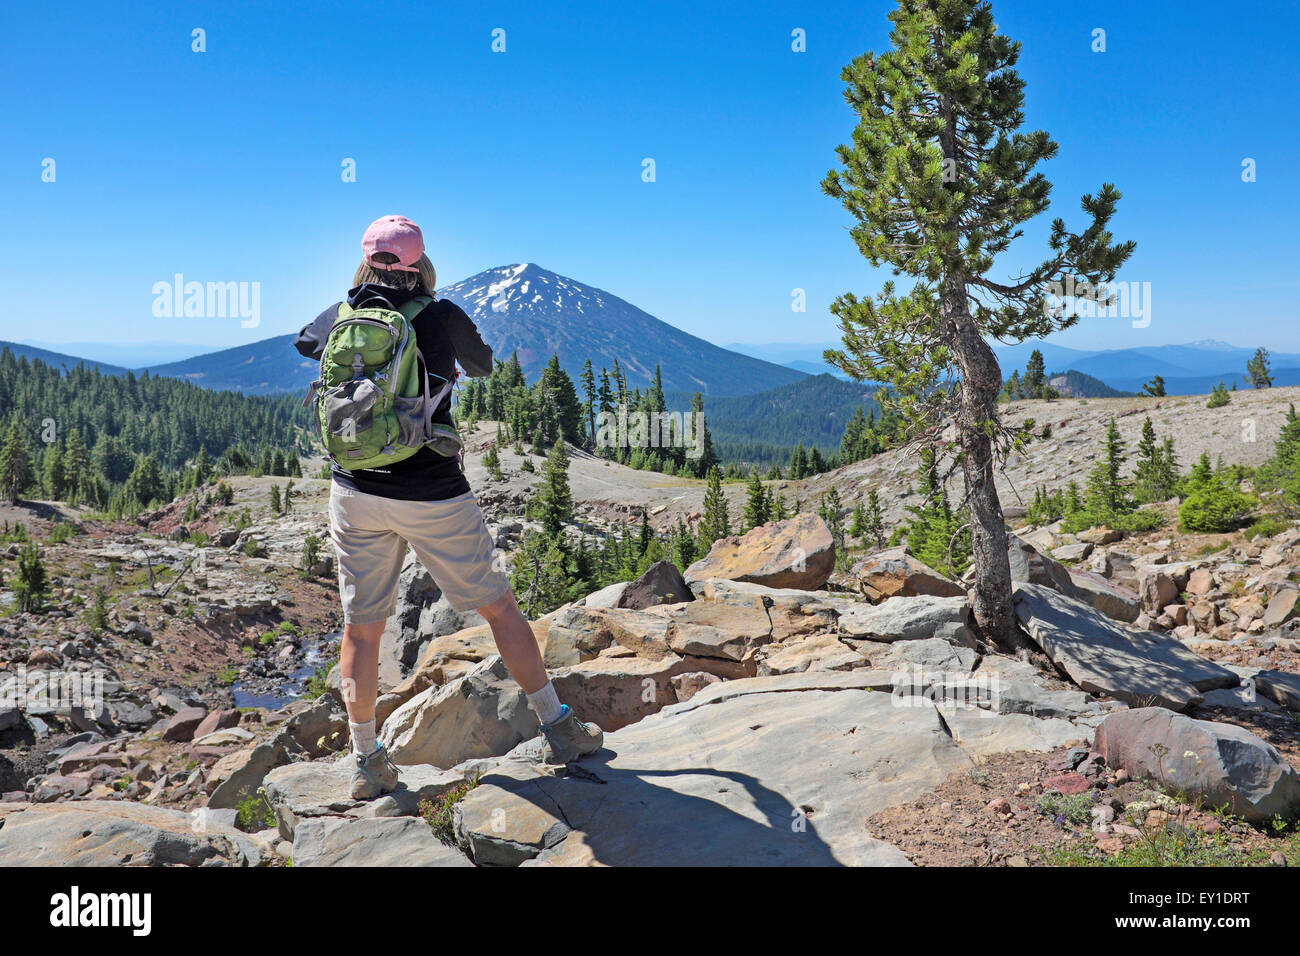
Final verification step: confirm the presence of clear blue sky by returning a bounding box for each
[2,0,1296,357]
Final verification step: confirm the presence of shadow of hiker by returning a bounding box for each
[479,749,851,866]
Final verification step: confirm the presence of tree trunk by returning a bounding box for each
[942,274,1018,649]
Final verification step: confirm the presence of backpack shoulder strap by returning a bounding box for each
[397,296,433,321]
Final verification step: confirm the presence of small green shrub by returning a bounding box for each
[1179,484,1257,533]
[234,787,277,832]
[419,774,482,843]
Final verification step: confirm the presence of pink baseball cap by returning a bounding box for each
[361,215,424,272]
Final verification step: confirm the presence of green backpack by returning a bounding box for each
[307,296,463,470]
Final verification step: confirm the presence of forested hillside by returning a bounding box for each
[0,349,311,513]
[667,374,880,468]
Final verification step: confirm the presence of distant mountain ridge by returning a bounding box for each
[733,338,1300,397]
[435,264,808,396]
[0,264,809,399]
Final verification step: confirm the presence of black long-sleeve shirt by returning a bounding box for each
[294,282,493,501]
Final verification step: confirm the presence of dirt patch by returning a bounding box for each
[866,745,1300,867]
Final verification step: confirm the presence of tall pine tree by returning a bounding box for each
[821,0,1133,643]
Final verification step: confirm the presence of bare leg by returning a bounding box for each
[477,590,547,694]
[339,619,385,723]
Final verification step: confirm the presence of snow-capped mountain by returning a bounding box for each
[435,263,807,396]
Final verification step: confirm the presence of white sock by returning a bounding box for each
[349,719,378,755]
[526,681,564,726]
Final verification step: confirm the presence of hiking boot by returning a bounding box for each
[350,744,400,800]
[539,705,604,765]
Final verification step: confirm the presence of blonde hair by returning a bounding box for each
[353,253,438,296]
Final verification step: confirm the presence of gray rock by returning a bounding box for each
[837,595,969,643]
[1095,708,1300,823]
[207,739,291,810]
[291,816,472,867]
[379,552,445,682]
[0,706,24,733]
[1200,685,1280,712]
[0,800,271,866]
[1068,570,1142,624]
[108,699,155,728]
[1254,670,1300,711]
[580,581,628,609]
[1052,543,1093,563]
[285,697,348,757]
[381,656,538,768]
[263,757,467,840]
[1014,583,1239,711]
[617,560,693,609]
[458,682,964,866]
[1008,536,1082,598]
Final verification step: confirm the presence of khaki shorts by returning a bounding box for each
[328,484,511,624]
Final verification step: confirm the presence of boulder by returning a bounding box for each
[757,632,869,676]
[1186,568,1216,597]
[542,606,671,669]
[1254,670,1300,711]
[162,706,208,743]
[684,513,835,591]
[380,656,539,768]
[291,816,472,867]
[285,697,348,757]
[386,552,446,675]
[1263,588,1300,628]
[1138,568,1179,616]
[1051,543,1093,563]
[207,738,291,810]
[1068,570,1141,624]
[193,708,241,740]
[663,596,773,663]
[1095,708,1300,823]
[616,560,693,609]
[580,581,628,609]
[1008,536,1082,598]
[1013,583,1239,711]
[848,547,966,603]
[837,595,969,643]
[551,653,694,731]
[0,800,271,866]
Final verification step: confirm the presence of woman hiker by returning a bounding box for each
[294,215,603,799]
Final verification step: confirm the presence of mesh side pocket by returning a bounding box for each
[391,394,428,447]
[427,423,464,457]
[323,379,381,439]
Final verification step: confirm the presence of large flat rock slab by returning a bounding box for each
[291,816,472,867]
[1013,583,1239,711]
[455,683,975,866]
[0,800,272,866]
[837,595,970,643]
[264,758,466,839]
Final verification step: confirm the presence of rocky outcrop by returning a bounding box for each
[685,514,835,591]
[1013,583,1240,711]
